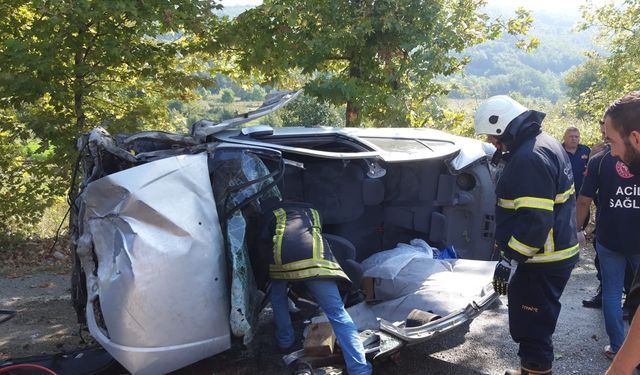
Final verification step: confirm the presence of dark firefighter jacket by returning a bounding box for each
[495,110,579,266]
[255,200,350,283]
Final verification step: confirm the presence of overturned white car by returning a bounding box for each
[69,91,500,374]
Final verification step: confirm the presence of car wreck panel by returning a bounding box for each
[209,147,284,344]
[80,153,230,375]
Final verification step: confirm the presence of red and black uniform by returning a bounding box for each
[495,111,579,371]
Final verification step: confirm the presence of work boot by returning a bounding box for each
[582,286,602,308]
[505,360,552,375]
[504,368,552,375]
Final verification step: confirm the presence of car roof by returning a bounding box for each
[213,125,463,163]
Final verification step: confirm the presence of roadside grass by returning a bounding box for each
[0,197,70,277]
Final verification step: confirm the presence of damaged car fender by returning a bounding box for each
[79,153,230,375]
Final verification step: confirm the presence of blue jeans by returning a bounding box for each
[597,242,640,352]
[271,279,372,375]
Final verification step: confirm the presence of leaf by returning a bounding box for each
[29,282,54,289]
[554,352,564,360]
[224,0,534,126]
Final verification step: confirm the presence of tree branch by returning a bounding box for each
[85,78,129,87]
[81,24,108,64]
[325,55,351,61]
[597,20,633,34]
[85,94,131,111]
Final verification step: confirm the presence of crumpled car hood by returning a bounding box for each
[77,153,230,375]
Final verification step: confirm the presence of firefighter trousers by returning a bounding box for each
[508,261,575,369]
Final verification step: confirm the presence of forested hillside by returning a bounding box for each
[451,6,596,101]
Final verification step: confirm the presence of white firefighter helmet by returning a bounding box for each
[474,95,528,136]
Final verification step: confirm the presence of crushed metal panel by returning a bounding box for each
[192,90,302,140]
[448,136,495,171]
[81,153,230,375]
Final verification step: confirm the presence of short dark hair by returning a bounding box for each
[604,91,640,136]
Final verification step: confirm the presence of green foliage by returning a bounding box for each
[278,95,344,127]
[564,57,606,118]
[564,58,603,102]
[450,9,596,102]
[223,0,535,127]
[516,97,603,148]
[569,0,640,120]
[454,68,563,100]
[429,97,603,150]
[428,98,476,137]
[213,74,269,101]
[0,109,62,234]
[258,112,285,128]
[220,88,236,103]
[240,86,267,101]
[543,117,602,149]
[0,0,224,234]
[35,197,70,239]
[171,88,264,126]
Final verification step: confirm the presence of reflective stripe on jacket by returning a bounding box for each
[495,132,579,265]
[262,201,349,282]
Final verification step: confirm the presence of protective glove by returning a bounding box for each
[493,257,518,295]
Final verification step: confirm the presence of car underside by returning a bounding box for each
[68,91,500,374]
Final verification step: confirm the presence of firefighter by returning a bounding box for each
[474,95,580,375]
[256,199,372,375]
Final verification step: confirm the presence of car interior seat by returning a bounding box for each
[323,233,364,307]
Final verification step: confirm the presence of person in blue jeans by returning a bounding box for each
[577,140,640,359]
[597,243,640,354]
[256,200,372,375]
[598,92,640,374]
[271,279,370,374]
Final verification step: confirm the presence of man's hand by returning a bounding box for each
[577,230,586,248]
[493,257,518,295]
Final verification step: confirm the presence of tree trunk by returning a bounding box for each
[345,61,361,127]
[74,90,85,130]
[346,101,360,127]
[74,29,87,130]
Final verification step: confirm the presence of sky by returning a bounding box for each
[490,0,614,11]
[219,0,261,6]
[218,0,615,11]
